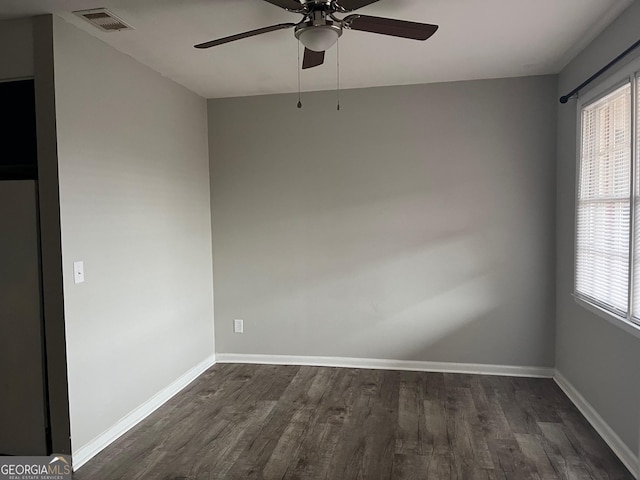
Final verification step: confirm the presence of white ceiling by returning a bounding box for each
[0,0,634,98]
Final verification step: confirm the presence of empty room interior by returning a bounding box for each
[1,0,640,478]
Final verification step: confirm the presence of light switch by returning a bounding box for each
[234,319,244,334]
[73,261,85,284]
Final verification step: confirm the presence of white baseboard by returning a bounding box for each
[554,371,639,479]
[69,354,638,478]
[72,355,216,471]
[215,353,554,378]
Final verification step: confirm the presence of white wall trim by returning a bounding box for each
[554,371,639,479]
[72,355,216,471]
[215,353,554,378]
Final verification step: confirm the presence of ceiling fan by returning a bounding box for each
[194,0,439,70]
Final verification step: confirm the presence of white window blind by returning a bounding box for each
[633,77,640,320]
[576,83,632,315]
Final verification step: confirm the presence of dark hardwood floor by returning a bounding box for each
[74,364,633,480]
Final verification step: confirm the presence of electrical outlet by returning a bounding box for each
[234,319,244,334]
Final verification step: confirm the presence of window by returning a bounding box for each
[575,77,640,329]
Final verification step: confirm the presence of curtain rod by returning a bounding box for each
[559,38,640,104]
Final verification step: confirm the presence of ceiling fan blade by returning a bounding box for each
[262,0,305,12]
[302,48,325,69]
[344,15,438,41]
[194,23,296,49]
[335,0,379,12]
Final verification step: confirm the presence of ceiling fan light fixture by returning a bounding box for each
[296,25,342,52]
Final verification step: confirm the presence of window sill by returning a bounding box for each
[573,295,640,341]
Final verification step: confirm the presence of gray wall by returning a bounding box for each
[556,1,640,459]
[0,15,71,455]
[0,18,43,456]
[0,18,33,80]
[0,181,47,455]
[33,15,72,454]
[208,76,557,367]
[52,17,215,453]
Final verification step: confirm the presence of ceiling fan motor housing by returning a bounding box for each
[300,0,334,8]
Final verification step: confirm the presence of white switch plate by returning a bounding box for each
[73,261,85,284]
[234,319,244,334]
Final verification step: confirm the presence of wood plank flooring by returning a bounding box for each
[73,364,633,480]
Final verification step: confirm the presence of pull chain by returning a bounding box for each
[336,38,340,111]
[297,40,302,109]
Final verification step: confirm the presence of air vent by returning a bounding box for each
[74,8,133,32]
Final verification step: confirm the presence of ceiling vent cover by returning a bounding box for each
[74,8,133,32]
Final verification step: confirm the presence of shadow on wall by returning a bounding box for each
[211,81,555,367]
[214,167,551,365]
